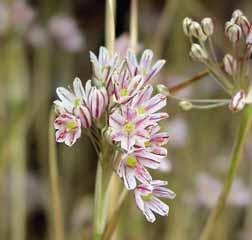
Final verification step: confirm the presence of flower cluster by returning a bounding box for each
[183,10,252,112]
[53,47,175,222]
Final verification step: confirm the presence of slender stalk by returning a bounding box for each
[130,0,138,52]
[49,110,64,240]
[101,189,128,240]
[169,68,210,94]
[105,0,115,53]
[199,105,252,240]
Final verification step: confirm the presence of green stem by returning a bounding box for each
[199,105,252,240]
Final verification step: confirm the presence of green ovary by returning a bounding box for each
[124,122,135,133]
[126,156,137,167]
[120,88,128,97]
[66,120,76,130]
[74,98,81,107]
[137,106,146,115]
[141,193,153,201]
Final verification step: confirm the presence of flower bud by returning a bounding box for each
[179,100,193,111]
[225,22,242,43]
[223,54,237,75]
[156,84,170,96]
[190,21,207,41]
[190,43,208,62]
[232,9,243,19]
[234,15,250,35]
[229,90,246,112]
[183,17,193,36]
[201,18,214,36]
[246,25,252,45]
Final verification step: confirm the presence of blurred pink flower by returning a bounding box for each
[48,15,85,52]
[27,25,48,47]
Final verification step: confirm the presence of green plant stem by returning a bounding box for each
[49,110,64,240]
[199,105,252,240]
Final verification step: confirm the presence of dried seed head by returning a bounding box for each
[229,90,246,112]
[190,21,207,41]
[190,43,208,62]
[201,18,214,36]
[179,101,193,111]
[183,17,193,36]
[223,54,237,75]
[225,22,242,43]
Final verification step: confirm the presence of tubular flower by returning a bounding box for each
[134,181,176,223]
[54,112,81,147]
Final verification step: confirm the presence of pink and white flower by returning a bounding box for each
[134,180,176,222]
[90,47,121,88]
[127,49,166,83]
[54,112,81,146]
[117,146,167,189]
[109,106,151,150]
[54,77,92,128]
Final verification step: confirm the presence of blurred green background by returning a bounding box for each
[1,0,252,239]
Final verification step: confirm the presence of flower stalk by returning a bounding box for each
[199,104,252,240]
[49,110,64,240]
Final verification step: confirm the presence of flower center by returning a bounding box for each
[120,88,128,97]
[137,106,146,115]
[144,141,151,147]
[66,120,76,130]
[126,156,137,168]
[74,98,81,107]
[141,193,153,201]
[124,122,134,133]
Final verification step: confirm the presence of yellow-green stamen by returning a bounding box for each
[124,122,134,133]
[74,98,81,107]
[137,106,146,115]
[66,120,76,130]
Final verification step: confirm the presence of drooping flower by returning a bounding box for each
[54,78,92,128]
[54,112,82,146]
[126,49,166,83]
[134,180,176,222]
[109,106,151,150]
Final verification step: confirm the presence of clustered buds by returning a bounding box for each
[53,47,175,222]
[183,10,252,113]
[225,9,251,43]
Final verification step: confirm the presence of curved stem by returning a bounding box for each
[169,68,210,94]
[199,105,252,240]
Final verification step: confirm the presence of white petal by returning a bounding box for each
[73,77,85,99]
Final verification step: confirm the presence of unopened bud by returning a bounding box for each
[246,26,252,45]
[156,84,170,96]
[183,17,193,36]
[234,15,250,35]
[225,22,242,43]
[190,21,207,41]
[223,54,237,75]
[201,18,214,36]
[190,43,208,62]
[179,100,193,111]
[232,9,244,19]
[229,90,246,112]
